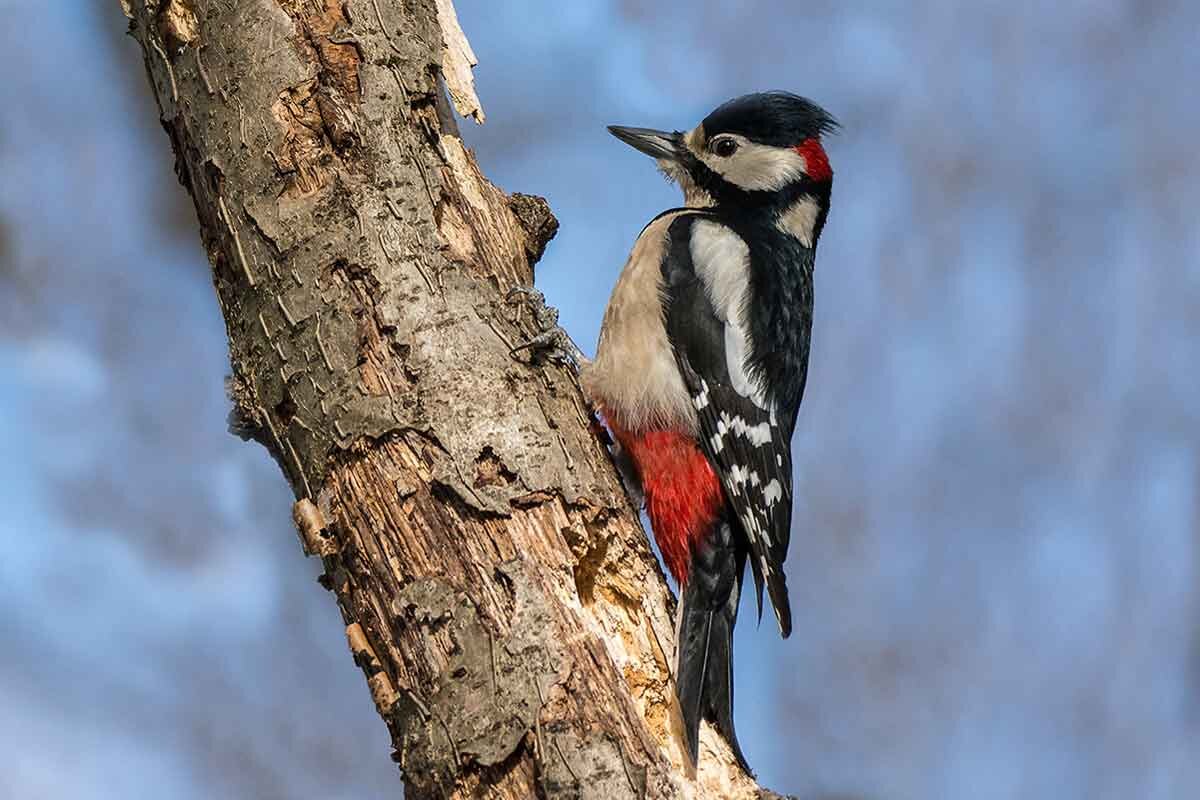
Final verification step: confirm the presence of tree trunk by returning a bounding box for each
[121,1,787,797]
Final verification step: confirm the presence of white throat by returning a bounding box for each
[659,158,715,208]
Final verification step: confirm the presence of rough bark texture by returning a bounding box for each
[122,1,790,797]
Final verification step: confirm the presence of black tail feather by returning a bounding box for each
[676,592,712,765]
[676,519,751,775]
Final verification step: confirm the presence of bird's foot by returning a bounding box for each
[505,286,588,371]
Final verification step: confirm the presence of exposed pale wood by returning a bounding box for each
[121,0,789,796]
[434,0,485,123]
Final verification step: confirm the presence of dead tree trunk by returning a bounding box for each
[121,1,787,797]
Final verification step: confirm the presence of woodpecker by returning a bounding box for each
[580,92,837,771]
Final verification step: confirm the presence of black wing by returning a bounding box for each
[661,215,795,637]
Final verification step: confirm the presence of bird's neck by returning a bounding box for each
[708,181,830,238]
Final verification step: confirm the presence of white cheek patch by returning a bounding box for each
[696,136,810,192]
[777,195,821,247]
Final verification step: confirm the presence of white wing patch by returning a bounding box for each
[689,221,771,410]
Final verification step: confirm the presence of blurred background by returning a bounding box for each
[2,1,1198,798]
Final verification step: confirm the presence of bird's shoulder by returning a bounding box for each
[635,206,716,238]
[630,211,751,303]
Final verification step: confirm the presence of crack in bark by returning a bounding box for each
[271,0,363,197]
[157,0,199,50]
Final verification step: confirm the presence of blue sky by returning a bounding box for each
[1,2,1198,798]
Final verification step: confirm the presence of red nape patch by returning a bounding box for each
[604,414,725,585]
[794,138,832,182]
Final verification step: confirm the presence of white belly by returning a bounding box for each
[582,212,698,433]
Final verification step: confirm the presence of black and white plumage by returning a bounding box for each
[661,211,800,636]
[581,92,836,772]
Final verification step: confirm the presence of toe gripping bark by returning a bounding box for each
[505,286,588,370]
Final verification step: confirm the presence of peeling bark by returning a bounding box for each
[121,1,791,797]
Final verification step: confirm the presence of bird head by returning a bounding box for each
[608,92,838,213]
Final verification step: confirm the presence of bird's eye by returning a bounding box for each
[713,138,738,157]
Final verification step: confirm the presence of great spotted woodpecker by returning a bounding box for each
[580,92,837,771]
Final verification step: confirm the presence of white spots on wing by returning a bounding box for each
[729,464,749,487]
[776,454,783,466]
[689,221,770,409]
[763,479,783,506]
[732,465,756,486]
[717,410,773,447]
[691,134,810,192]
[709,409,727,454]
[777,195,821,248]
[692,379,710,410]
[737,418,772,446]
[727,462,763,495]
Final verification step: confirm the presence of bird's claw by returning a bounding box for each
[505,285,587,371]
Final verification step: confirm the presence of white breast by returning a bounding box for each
[582,212,697,432]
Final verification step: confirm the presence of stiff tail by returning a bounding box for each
[676,518,751,774]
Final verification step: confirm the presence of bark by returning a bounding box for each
[121,1,790,797]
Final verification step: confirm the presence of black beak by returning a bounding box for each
[607,126,680,161]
